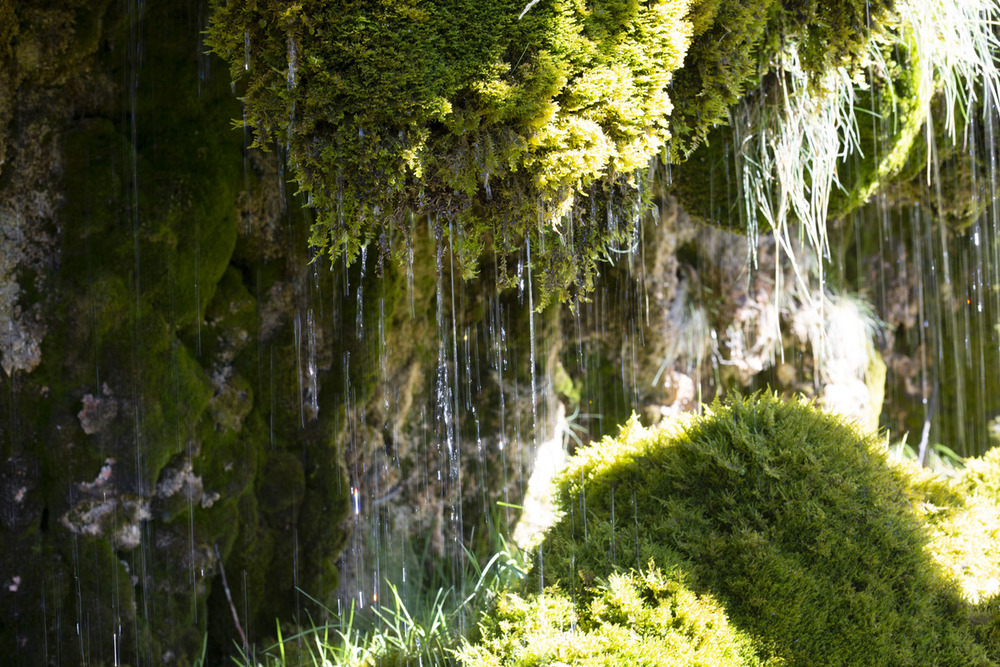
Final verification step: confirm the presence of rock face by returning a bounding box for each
[0,6,895,654]
[0,2,355,663]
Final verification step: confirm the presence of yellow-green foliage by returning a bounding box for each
[897,453,1000,607]
[962,447,1000,502]
[206,0,887,305]
[950,449,1000,661]
[207,0,693,304]
[521,394,995,665]
[460,565,777,666]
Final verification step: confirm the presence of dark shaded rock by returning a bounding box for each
[0,1,353,663]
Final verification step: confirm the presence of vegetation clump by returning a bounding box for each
[207,0,694,304]
[467,394,998,665]
[206,0,886,305]
[460,566,778,666]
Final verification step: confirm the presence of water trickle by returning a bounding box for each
[526,238,539,448]
[287,34,298,90]
[306,308,319,418]
[356,246,366,339]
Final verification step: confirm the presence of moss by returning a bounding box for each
[973,595,1000,663]
[295,443,350,600]
[206,0,886,305]
[634,0,893,161]
[829,27,929,219]
[882,103,991,231]
[205,0,695,305]
[9,0,109,84]
[666,0,778,161]
[462,566,776,666]
[1,0,358,662]
[67,536,143,666]
[961,447,1000,503]
[257,451,306,519]
[0,0,16,170]
[663,122,742,231]
[518,394,994,665]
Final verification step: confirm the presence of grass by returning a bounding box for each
[235,532,528,667]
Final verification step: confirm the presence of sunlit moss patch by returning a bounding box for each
[206,0,886,305]
[472,394,997,665]
[460,565,778,666]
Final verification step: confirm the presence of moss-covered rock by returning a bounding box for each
[669,3,943,241]
[205,0,887,305]
[0,0,357,662]
[205,0,694,305]
[828,26,928,219]
[475,394,997,665]
[668,0,893,161]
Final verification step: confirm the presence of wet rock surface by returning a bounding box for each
[0,2,354,663]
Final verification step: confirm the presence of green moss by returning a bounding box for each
[961,447,1000,503]
[206,0,694,305]
[257,451,306,518]
[206,0,886,305]
[667,0,778,161]
[1,0,358,663]
[671,1,925,235]
[462,566,776,666]
[829,27,929,219]
[882,105,991,231]
[664,122,742,231]
[0,0,16,169]
[75,538,146,663]
[9,0,109,84]
[521,395,994,665]
[973,595,1000,663]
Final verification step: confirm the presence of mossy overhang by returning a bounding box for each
[205,0,892,306]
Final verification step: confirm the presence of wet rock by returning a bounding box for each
[61,495,150,550]
[0,2,353,662]
[658,370,697,415]
[61,459,151,549]
[0,454,42,531]
[76,382,118,434]
[207,366,252,433]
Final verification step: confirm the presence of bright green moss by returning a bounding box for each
[518,395,995,666]
[207,0,694,305]
[461,566,777,666]
[962,447,1000,503]
[919,475,1000,606]
[207,0,887,305]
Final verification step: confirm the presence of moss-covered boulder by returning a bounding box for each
[469,394,999,665]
